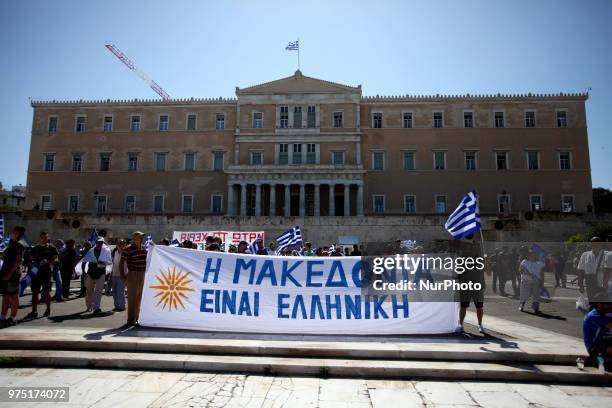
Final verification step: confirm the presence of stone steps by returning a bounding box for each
[0,348,608,384]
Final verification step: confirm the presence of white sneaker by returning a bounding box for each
[478,324,485,333]
[455,325,464,333]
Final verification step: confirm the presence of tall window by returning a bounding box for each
[293,106,302,128]
[48,116,58,132]
[529,195,542,211]
[372,151,385,170]
[95,195,107,213]
[125,195,136,212]
[435,195,447,213]
[43,154,55,172]
[155,153,167,172]
[99,153,111,171]
[182,195,193,213]
[187,114,197,130]
[159,115,169,131]
[463,111,474,128]
[557,110,567,128]
[403,112,413,129]
[498,194,511,213]
[559,151,572,170]
[306,143,316,164]
[527,151,540,170]
[403,151,415,170]
[72,154,82,172]
[372,112,383,128]
[404,195,416,213]
[213,152,224,171]
[184,153,195,171]
[131,115,141,131]
[373,195,385,213]
[307,105,316,128]
[494,111,505,128]
[68,195,79,212]
[464,151,477,170]
[41,195,52,210]
[433,112,443,128]
[496,151,509,170]
[128,153,138,172]
[292,144,302,164]
[215,114,225,130]
[280,106,288,128]
[333,111,343,128]
[75,116,86,132]
[250,151,263,165]
[433,151,446,170]
[278,144,288,164]
[103,116,113,131]
[525,111,536,128]
[211,195,223,213]
[153,195,164,212]
[253,112,263,128]
[332,151,344,165]
[562,195,575,212]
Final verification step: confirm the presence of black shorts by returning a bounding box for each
[461,300,484,309]
[31,270,52,292]
[0,280,19,295]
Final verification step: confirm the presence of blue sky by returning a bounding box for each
[1,0,610,189]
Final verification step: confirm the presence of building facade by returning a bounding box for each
[25,71,592,218]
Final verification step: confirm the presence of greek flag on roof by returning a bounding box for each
[276,226,303,252]
[444,191,481,240]
[285,40,299,51]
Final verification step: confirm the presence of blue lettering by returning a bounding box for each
[238,291,252,316]
[278,294,290,318]
[281,260,302,287]
[291,295,308,319]
[351,261,363,287]
[325,294,342,319]
[309,295,325,319]
[203,258,221,283]
[392,294,410,318]
[326,261,348,287]
[306,261,324,287]
[345,295,361,319]
[233,258,257,284]
[256,260,278,286]
[373,296,389,319]
[200,289,214,312]
[222,290,237,314]
[254,292,259,316]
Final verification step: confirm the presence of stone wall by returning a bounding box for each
[3,211,610,245]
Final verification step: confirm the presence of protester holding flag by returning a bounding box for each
[276,226,303,255]
[81,237,112,315]
[25,232,59,318]
[120,231,148,326]
[0,226,26,328]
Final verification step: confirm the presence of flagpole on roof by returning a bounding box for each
[297,38,300,70]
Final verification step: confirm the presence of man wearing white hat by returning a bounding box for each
[81,237,112,314]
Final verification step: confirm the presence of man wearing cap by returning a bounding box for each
[120,231,148,326]
[81,237,112,314]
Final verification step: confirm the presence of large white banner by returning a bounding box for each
[172,230,265,250]
[139,245,459,334]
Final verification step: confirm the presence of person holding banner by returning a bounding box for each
[26,232,59,318]
[120,231,148,326]
[0,226,26,328]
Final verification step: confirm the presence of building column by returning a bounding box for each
[356,142,362,165]
[299,183,305,217]
[255,183,262,217]
[227,183,234,216]
[356,183,364,216]
[344,184,351,216]
[314,183,320,217]
[284,184,291,217]
[329,184,335,216]
[240,183,247,216]
[269,184,276,216]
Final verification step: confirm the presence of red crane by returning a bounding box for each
[105,44,171,100]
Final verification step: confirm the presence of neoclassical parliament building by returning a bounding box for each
[26,71,592,218]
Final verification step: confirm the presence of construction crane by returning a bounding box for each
[105,44,171,100]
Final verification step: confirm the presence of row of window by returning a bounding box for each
[43,152,225,172]
[371,109,568,129]
[373,194,576,214]
[40,193,224,214]
[39,192,577,215]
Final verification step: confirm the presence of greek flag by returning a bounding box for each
[444,191,481,240]
[276,226,303,254]
[144,233,153,249]
[88,228,98,245]
[285,40,299,51]
[249,234,263,255]
[0,214,6,251]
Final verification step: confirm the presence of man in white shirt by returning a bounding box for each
[81,237,112,314]
[577,237,606,300]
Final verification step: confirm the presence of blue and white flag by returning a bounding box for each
[169,238,180,247]
[19,266,38,297]
[285,40,299,51]
[249,234,263,255]
[276,226,303,254]
[444,191,481,240]
[88,228,98,245]
[144,233,153,249]
[0,214,7,251]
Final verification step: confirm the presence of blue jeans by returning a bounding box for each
[53,268,62,301]
[111,276,126,310]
